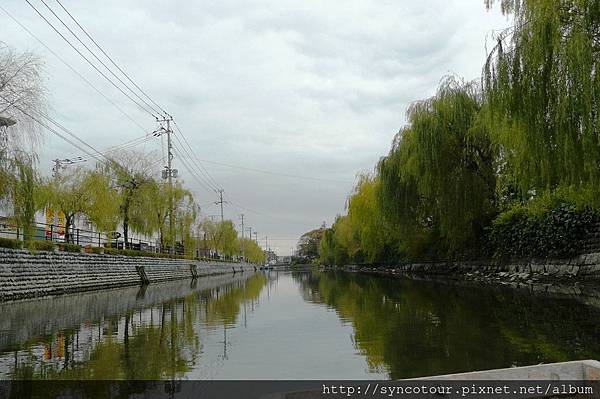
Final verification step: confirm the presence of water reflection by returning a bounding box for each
[294,271,600,379]
[2,271,599,380]
[1,273,267,380]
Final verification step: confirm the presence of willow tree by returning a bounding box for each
[39,168,119,243]
[40,168,90,243]
[241,238,266,264]
[378,77,496,257]
[104,151,154,246]
[133,180,193,250]
[215,220,239,258]
[83,170,120,235]
[173,189,197,258]
[0,43,45,235]
[318,216,352,266]
[483,0,600,195]
[344,174,396,263]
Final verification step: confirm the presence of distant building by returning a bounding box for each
[277,255,292,264]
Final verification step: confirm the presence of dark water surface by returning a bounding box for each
[0,270,599,380]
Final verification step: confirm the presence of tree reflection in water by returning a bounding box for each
[294,271,600,379]
[5,274,267,380]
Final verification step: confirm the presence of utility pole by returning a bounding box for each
[253,231,258,243]
[247,227,252,244]
[240,214,245,262]
[215,189,226,223]
[158,116,175,254]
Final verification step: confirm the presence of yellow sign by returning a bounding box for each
[57,211,65,236]
[45,208,54,237]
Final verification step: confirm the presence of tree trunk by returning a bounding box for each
[122,196,131,249]
[65,213,74,244]
[123,215,129,250]
[159,227,164,252]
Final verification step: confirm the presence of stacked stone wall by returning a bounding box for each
[0,248,255,301]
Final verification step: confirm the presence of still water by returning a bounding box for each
[1,270,599,380]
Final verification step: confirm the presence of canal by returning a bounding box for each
[1,270,599,380]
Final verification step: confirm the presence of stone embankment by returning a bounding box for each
[340,251,600,283]
[0,248,256,301]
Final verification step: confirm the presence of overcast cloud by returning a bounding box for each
[2,0,508,255]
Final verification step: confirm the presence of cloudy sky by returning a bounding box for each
[2,0,508,255]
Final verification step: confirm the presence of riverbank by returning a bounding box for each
[322,252,600,310]
[0,247,256,301]
[334,250,600,282]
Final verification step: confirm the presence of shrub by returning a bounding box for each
[91,246,104,254]
[60,243,81,253]
[488,200,597,259]
[103,247,120,256]
[27,240,55,252]
[0,237,23,249]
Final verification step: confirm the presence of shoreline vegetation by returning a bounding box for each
[308,1,600,270]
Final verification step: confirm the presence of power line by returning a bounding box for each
[171,144,218,193]
[172,147,219,194]
[38,0,163,117]
[0,4,149,134]
[22,107,108,162]
[196,158,353,184]
[73,131,162,162]
[24,0,157,117]
[173,120,222,190]
[172,135,220,192]
[54,0,169,117]
[12,104,103,162]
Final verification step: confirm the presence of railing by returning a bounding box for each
[0,220,184,255]
[0,219,246,262]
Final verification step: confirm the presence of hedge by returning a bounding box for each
[60,243,81,253]
[488,201,597,259]
[27,240,56,252]
[0,237,22,249]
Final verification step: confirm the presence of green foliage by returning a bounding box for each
[201,219,240,258]
[59,243,81,253]
[39,167,113,243]
[27,240,55,252]
[216,220,239,257]
[12,159,37,241]
[483,0,600,194]
[489,192,598,259]
[240,237,266,264]
[81,171,120,234]
[0,237,22,249]
[297,227,325,259]
[90,246,104,254]
[378,78,496,258]
[103,247,120,256]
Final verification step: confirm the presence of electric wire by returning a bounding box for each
[38,0,163,117]
[24,0,158,118]
[172,134,221,192]
[171,147,220,195]
[54,0,169,117]
[196,158,353,184]
[173,120,222,190]
[0,4,149,134]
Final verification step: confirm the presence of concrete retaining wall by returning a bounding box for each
[0,248,256,301]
